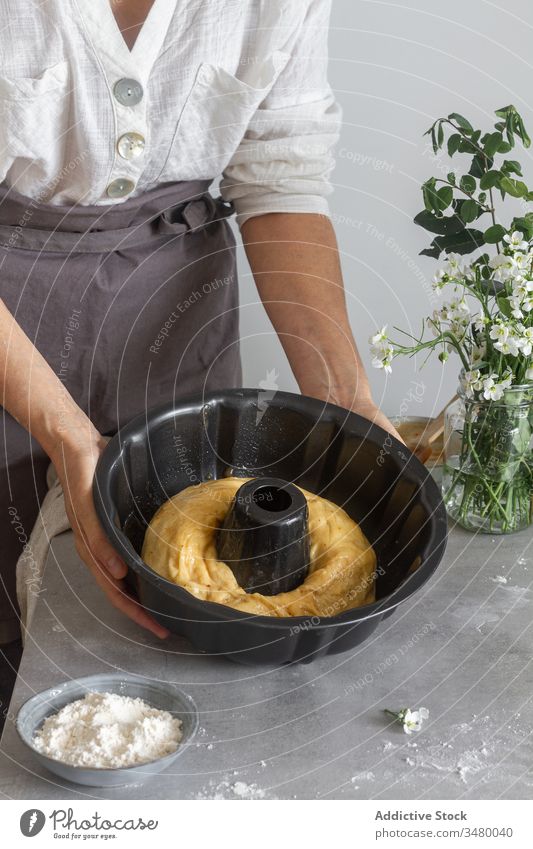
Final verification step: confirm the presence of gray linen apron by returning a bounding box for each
[0,180,241,642]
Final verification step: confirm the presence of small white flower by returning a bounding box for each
[512,279,533,300]
[489,323,510,343]
[470,343,486,366]
[474,314,489,332]
[371,343,394,374]
[443,253,466,279]
[500,369,514,389]
[371,356,392,374]
[512,252,529,271]
[481,373,512,401]
[450,320,469,343]
[384,707,429,734]
[462,368,483,397]
[370,325,389,348]
[482,377,501,400]
[526,365,533,381]
[449,296,470,317]
[494,334,520,357]
[509,297,524,319]
[435,305,450,323]
[432,269,447,292]
[518,328,533,356]
[489,253,517,283]
[503,230,529,252]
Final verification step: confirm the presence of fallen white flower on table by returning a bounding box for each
[384,706,429,734]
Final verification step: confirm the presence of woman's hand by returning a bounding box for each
[349,396,404,444]
[50,423,170,640]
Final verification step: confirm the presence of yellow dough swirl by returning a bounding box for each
[142,477,376,617]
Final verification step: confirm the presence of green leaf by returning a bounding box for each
[437,186,453,210]
[437,121,444,149]
[469,154,489,177]
[483,132,503,158]
[460,174,477,193]
[447,171,456,185]
[499,176,528,197]
[420,245,441,259]
[422,177,437,211]
[484,224,507,243]
[460,199,480,223]
[420,228,485,259]
[442,228,485,254]
[495,105,514,120]
[431,126,438,154]
[497,140,513,153]
[496,105,532,149]
[479,170,501,189]
[458,139,478,155]
[501,159,523,176]
[516,115,531,148]
[448,112,474,133]
[447,133,462,156]
[510,213,533,239]
[497,295,513,319]
[414,209,466,235]
[478,191,487,204]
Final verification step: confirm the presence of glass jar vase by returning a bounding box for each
[442,380,533,534]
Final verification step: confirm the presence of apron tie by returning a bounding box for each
[0,181,234,254]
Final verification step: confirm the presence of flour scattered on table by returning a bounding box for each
[490,575,508,584]
[33,691,182,768]
[196,777,274,799]
[456,750,485,784]
[351,771,375,782]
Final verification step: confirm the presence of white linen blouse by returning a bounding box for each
[0,0,341,226]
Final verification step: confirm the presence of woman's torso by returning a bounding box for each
[0,0,302,205]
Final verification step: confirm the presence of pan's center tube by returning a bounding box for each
[216,477,310,595]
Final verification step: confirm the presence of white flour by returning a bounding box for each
[195,778,274,799]
[33,691,182,768]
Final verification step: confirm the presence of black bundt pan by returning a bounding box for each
[93,389,448,665]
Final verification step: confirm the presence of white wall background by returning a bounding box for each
[236,0,533,418]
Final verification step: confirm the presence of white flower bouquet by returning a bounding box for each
[371,106,533,533]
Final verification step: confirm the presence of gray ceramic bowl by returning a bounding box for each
[16,673,199,787]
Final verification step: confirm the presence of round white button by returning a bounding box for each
[106,178,136,199]
[117,132,146,160]
[113,78,144,106]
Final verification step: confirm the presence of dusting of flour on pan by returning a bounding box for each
[33,692,182,768]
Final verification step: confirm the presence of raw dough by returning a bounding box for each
[142,477,376,617]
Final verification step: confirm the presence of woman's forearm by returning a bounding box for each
[0,299,97,461]
[241,212,373,409]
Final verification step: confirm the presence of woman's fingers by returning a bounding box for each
[83,513,129,580]
[64,482,129,582]
[58,437,170,639]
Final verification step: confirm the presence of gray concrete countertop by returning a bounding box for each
[1,526,532,800]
